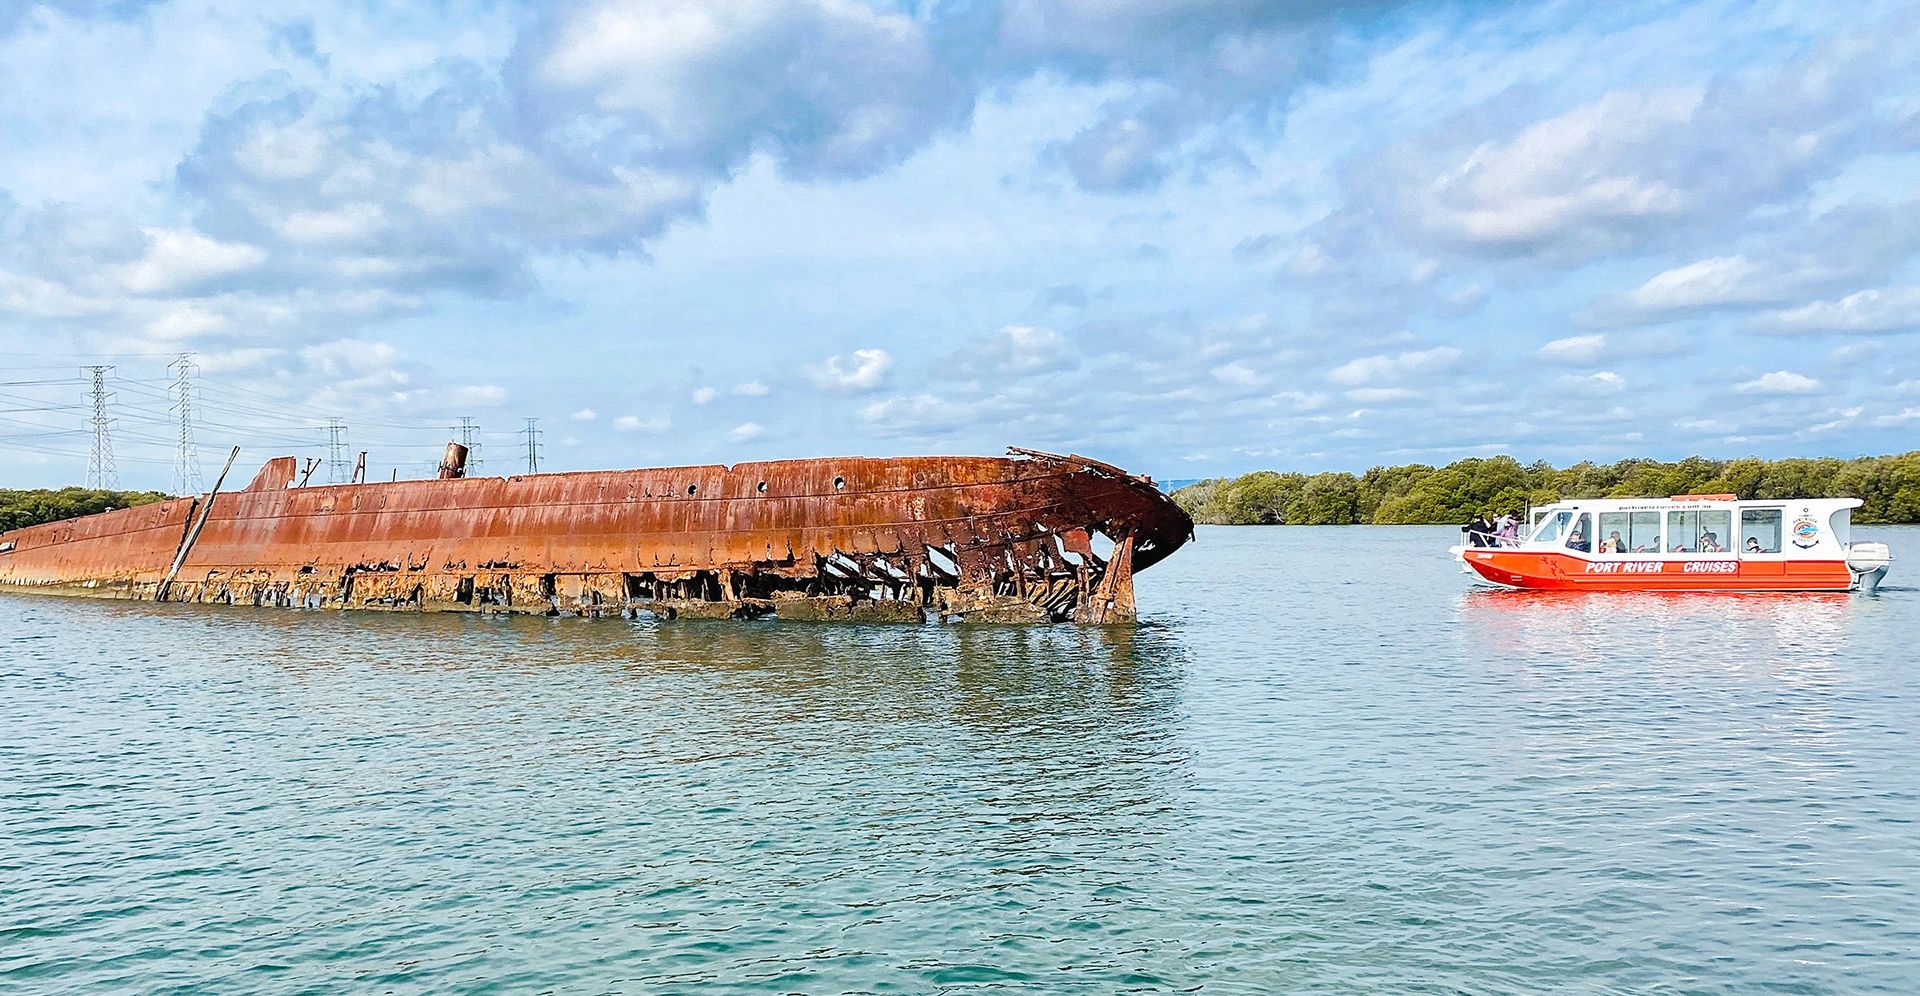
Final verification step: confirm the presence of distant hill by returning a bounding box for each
[1171,453,1920,525]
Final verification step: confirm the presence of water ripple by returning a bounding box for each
[2,526,1917,992]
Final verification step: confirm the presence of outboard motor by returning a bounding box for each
[1847,542,1893,593]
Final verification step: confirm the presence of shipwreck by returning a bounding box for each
[0,446,1192,623]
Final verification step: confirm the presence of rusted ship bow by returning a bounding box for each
[0,448,1192,623]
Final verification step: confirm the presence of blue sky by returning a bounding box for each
[0,0,1916,490]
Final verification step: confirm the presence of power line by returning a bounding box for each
[454,416,484,473]
[521,417,542,474]
[171,353,204,495]
[85,365,117,489]
[326,419,351,484]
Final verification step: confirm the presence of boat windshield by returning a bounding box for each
[1530,510,1574,544]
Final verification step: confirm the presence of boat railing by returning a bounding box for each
[1458,528,1523,549]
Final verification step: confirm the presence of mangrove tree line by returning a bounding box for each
[1171,453,1920,525]
[0,487,171,533]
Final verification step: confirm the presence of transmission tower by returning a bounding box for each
[326,419,351,483]
[453,416,483,473]
[521,418,542,474]
[170,353,204,495]
[85,365,117,489]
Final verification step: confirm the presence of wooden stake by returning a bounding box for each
[157,446,240,602]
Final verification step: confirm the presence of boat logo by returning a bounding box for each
[1791,513,1821,548]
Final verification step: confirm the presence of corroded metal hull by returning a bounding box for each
[0,448,1192,623]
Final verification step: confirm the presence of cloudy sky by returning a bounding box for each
[1,0,1916,490]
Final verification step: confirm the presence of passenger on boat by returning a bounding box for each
[1599,530,1625,553]
[1465,513,1493,547]
[1746,537,1763,553]
[1495,513,1519,545]
[1699,532,1723,553]
[1567,528,1591,553]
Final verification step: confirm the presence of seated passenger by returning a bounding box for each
[1567,529,1590,553]
[1746,537,1763,553]
[1699,532,1723,553]
[1599,530,1625,553]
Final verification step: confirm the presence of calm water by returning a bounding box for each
[4,526,1918,993]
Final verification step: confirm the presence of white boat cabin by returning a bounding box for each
[1513,496,1859,560]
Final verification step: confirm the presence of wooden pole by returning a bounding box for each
[156,446,240,602]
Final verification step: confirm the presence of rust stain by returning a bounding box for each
[0,447,1193,624]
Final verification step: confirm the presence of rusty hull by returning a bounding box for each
[0,448,1193,624]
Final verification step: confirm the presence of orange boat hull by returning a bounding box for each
[1459,548,1854,592]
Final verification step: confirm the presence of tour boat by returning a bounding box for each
[1451,495,1893,592]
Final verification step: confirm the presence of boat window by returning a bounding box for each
[1740,508,1783,554]
[1631,511,1661,552]
[1589,514,1620,552]
[1666,508,1733,553]
[1564,513,1592,553]
[1595,512,1662,554]
[1530,510,1572,544]
[1829,507,1851,547]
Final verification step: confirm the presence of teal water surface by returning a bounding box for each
[4,526,1918,993]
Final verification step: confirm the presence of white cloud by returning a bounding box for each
[995,324,1071,373]
[1623,256,1767,311]
[1327,346,1460,385]
[195,347,284,373]
[117,228,268,294]
[0,270,110,318]
[571,407,597,421]
[948,323,1075,377]
[1734,370,1822,394]
[1761,286,1920,335]
[275,203,390,245]
[1557,371,1626,396]
[1388,88,1702,253]
[1343,387,1419,403]
[531,0,952,178]
[439,384,508,407]
[299,338,402,377]
[1536,334,1608,364]
[691,386,716,404]
[859,391,995,437]
[1355,34,1906,262]
[613,414,671,433]
[146,303,230,341]
[730,380,770,396]
[727,421,765,442]
[810,347,893,392]
[1804,407,1862,434]
[1210,360,1264,388]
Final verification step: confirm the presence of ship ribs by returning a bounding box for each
[0,448,1194,624]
